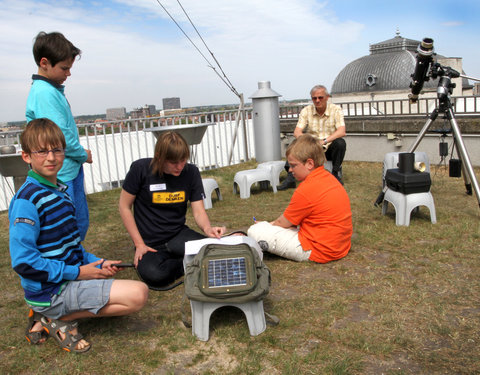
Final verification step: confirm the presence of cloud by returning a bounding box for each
[0,0,364,122]
[441,21,464,27]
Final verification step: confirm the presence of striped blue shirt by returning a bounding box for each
[9,170,100,306]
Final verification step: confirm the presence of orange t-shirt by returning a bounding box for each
[283,166,352,263]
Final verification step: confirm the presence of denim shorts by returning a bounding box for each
[31,279,113,319]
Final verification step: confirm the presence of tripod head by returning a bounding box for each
[430,63,460,110]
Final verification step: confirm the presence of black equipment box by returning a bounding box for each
[385,168,431,194]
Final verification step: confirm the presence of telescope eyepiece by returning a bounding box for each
[417,38,434,57]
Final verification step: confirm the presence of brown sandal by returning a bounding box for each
[25,309,48,345]
[41,317,91,353]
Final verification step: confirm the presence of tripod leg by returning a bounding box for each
[407,109,439,153]
[453,138,473,195]
[447,108,480,207]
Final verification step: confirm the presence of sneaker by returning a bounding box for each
[277,173,296,191]
[333,167,344,185]
[258,240,269,251]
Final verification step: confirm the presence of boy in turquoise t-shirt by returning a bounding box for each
[26,31,91,241]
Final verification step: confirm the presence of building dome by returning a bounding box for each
[331,32,468,95]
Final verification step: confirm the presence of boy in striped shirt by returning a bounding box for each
[9,118,148,353]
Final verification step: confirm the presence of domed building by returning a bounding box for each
[331,31,472,103]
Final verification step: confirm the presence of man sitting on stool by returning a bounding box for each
[278,84,346,189]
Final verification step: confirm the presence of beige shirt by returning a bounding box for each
[296,103,345,148]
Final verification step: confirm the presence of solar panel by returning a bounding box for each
[200,253,254,295]
[207,257,247,288]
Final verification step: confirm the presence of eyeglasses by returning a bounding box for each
[311,96,325,101]
[30,148,65,158]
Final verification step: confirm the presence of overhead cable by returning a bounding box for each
[155,0,240,98]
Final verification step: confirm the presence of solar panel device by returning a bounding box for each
[201,255,255,296]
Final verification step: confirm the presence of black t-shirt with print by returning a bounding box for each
[122,158,205,246]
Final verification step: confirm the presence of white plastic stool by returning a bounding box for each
[233,169,277,199]
[382,189,437,226]
[256,160,286,186]
[190,300,266,341]
[202,178,222,210]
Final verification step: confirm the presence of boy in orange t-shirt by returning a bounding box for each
[248,134,352,262]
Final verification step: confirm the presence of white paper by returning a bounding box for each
[185,235,263,260]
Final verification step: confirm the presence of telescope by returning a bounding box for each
[408,38,435,103]
[376,37,480,211]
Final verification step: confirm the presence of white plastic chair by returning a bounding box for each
[256,160,286,186]
[233,169,277,199]
[202,178,222,210]
[189,300,266,341]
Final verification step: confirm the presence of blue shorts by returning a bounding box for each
[31,279,113,319]
[65,166,89,241]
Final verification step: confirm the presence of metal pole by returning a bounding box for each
[447,107,480,207]
[228,93,245,165]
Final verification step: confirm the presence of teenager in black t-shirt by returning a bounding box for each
[119,131,225,288]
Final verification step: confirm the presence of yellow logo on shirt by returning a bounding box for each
[152,191,185,204]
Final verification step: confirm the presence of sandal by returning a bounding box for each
[25,309,48,345]
[40,317,91,354]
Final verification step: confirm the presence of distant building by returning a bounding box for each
[130,105,152,119]
[163,97,181,110]
[159,108,185,117]
[106,107,126,120]
[147,105,157,116]
[331,31,472,103]
[473,83,480,96]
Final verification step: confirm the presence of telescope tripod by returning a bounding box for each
[408,97,480,209]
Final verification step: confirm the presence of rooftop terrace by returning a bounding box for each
[1,159,479,373]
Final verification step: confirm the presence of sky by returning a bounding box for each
[1,0,480,123]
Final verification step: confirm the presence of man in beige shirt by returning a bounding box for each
[278,85,346,189]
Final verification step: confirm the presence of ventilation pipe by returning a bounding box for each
[249,81,282,162]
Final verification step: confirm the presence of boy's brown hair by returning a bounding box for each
[286,134,325,168]
[150,131,190,176]
[20,118,66,154]
[33,31,81,67]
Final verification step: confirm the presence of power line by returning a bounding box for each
[154,0,240,98]
[175,0,239,96]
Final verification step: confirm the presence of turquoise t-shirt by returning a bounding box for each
[26,75,87,181]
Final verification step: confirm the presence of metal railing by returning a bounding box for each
[279,96,480,118]
[0,108,255,211]
[1,96,480,211]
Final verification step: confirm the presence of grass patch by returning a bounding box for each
[1,160,479,374]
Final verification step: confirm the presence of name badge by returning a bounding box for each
[152,191,186,204]
[150,183,166,191]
